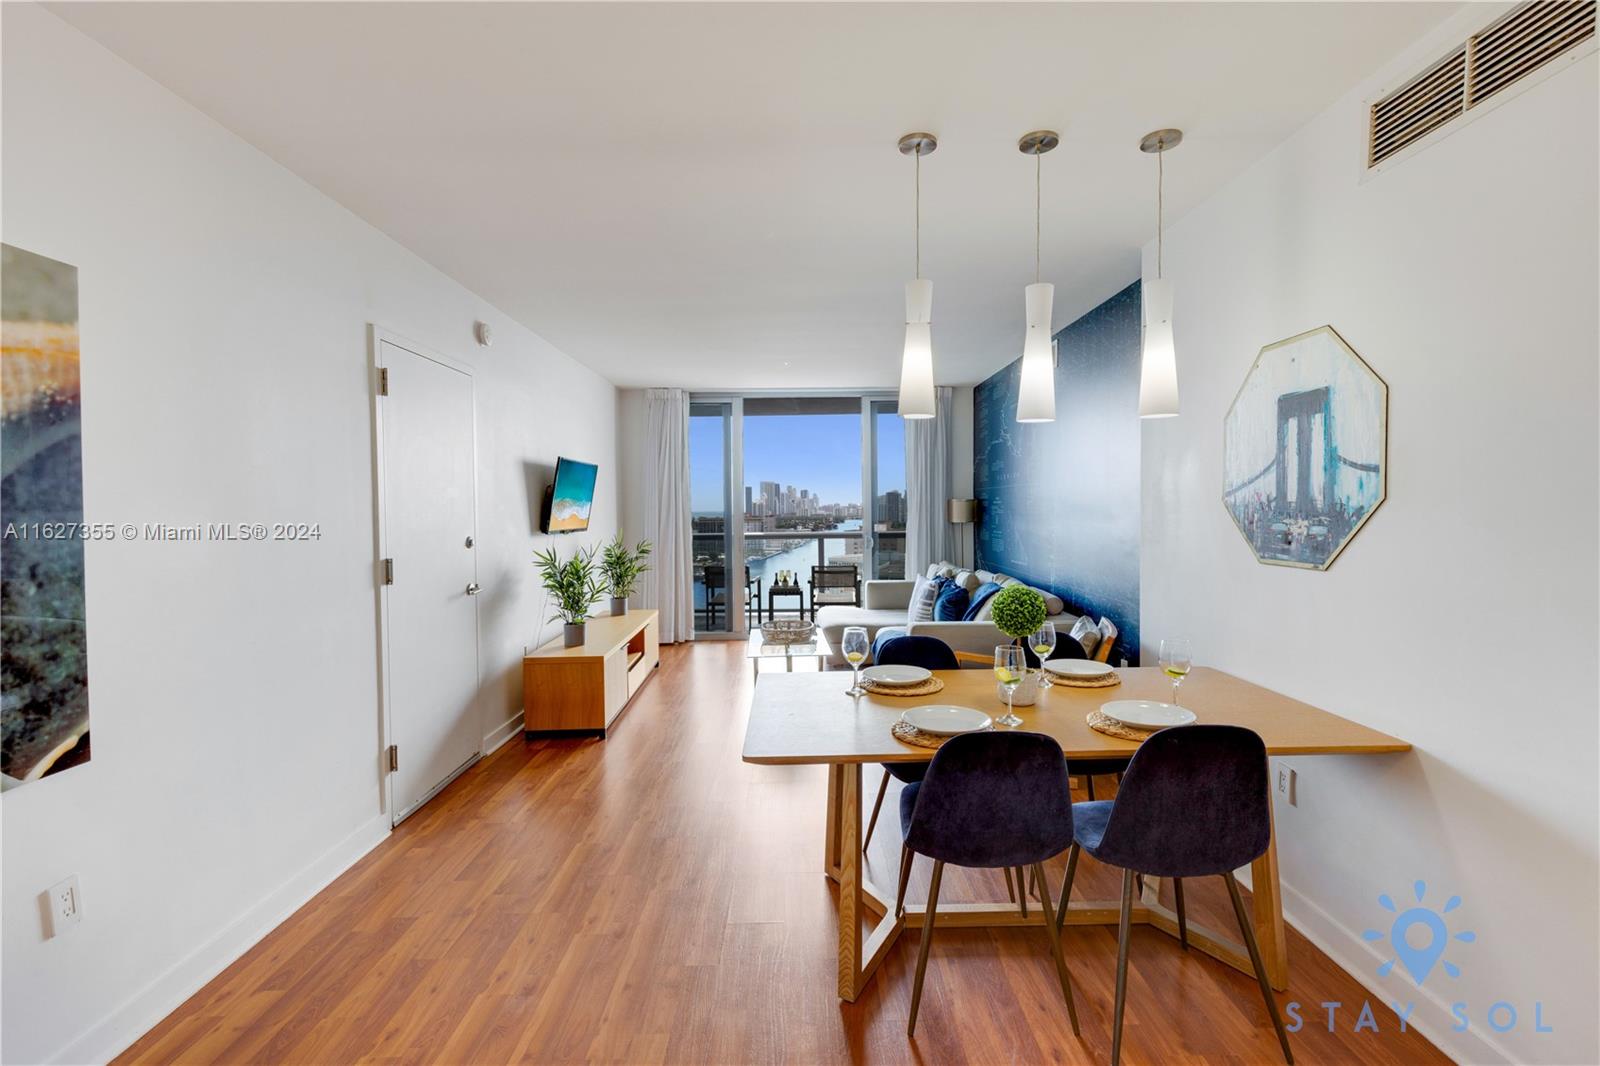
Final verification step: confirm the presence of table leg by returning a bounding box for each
[1251,805,1289,990]
[836,762,864,999]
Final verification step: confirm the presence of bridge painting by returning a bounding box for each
[1223,326,1387,570]
[2,244,90,790]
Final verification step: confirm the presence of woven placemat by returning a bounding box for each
[865,676,945,697]
[1087,708,1158,742]
[891,718,992,750]
[1046,670,1122,690]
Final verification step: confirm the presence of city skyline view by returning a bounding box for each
[689,411,904,516]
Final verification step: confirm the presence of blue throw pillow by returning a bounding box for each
[963,581,1004,622]
[933,582,970,622]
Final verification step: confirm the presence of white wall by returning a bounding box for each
[1140,10,1597,1064]
[0,7,617,1063]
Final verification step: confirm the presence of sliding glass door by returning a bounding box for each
[690,392,898,637]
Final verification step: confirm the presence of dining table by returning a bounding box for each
[741,665,1411,1003]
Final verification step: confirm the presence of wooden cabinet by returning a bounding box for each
[522,609,660,737]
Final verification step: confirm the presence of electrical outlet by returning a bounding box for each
[1277,767,1298,807]
[45,875,82,937]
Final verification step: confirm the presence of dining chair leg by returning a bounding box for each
[1222,874,1294,1064]
[1055,843,1080,932]
[895,845,914,918]
[908,860,946,1037]
[1086,775,1097,800]
[1173,876,1189,950]
[1112,868,1135,1066]
[1016,867,1029,917]
[1003,865,1016,902]
[1031,862,1081,1035]
[864,771,890,852]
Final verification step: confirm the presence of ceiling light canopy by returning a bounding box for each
[1016,130,1059,424]
[896,132,937,420]
[1138,128,1182,419]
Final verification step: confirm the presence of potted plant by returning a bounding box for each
[534,544,605,647]
[600,534,652,616]
[989,584,1049,706]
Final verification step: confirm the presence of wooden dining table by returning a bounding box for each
[741,665,1410,1002]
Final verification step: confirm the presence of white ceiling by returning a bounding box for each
[50,2,1455,388]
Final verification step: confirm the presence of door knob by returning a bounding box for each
[465,583,482,595]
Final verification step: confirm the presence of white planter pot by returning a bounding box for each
[998,670,1042,707]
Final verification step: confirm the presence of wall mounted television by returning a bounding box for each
[540,456,599,534]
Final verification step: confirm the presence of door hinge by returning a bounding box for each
[377,367,389,396]
[387,744,399,772]
[381,558,395,585]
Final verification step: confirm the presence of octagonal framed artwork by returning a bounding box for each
[1223,325,1387,570]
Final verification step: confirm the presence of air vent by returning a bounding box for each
[1368,1,1596,168]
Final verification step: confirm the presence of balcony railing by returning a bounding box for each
[691,528,905,629]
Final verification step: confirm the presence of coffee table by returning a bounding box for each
[745,627,831,681]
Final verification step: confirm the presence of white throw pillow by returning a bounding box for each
[1097,616,1119,659]
[907,576,940,623]
[952,570,980,594]
[1068,615,1101,656]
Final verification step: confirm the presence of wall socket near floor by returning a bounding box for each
[44,875,83,937]
[1276,765,1298,807]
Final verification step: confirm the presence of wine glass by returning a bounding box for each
[842,626,870,696]
[994,645,1025,727]
[1030,622,1057,688]
[1159,638,1193,705]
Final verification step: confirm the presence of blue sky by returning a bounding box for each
[690,411,904,514]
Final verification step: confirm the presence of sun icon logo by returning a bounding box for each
[1363,880,1476,985]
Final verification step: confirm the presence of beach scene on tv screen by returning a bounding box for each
[549,461,597,532]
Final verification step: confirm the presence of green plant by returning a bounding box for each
[599,534,652,599]
[990,584,1047,641]
[534,544,605,626]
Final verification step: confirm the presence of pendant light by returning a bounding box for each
[1016,130,1058,424]
[897,132,937,420]
[1138,128,1182,418]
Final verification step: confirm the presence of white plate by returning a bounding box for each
[1099,700,1196,730]
[861,664,933,686]
[1043,659,1115,679]
[901,705,993,735]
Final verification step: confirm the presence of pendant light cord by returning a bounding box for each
[1034,152,1042,284]
[914,147,921,280]
[1157,145,1164,280]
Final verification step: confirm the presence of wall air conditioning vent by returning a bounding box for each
[1368,1,1596,169]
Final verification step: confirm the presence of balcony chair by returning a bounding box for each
[703,564,759,628]
[808,564,860,621]
[1054,724,1292,1066]
[861,636,957,852]
[899,730,1081,1038]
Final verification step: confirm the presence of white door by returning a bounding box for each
[376,336,481,824]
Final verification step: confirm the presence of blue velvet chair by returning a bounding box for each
[898,730,1081,1037]
[1053,724,1291,1065]
[862,636,959,851]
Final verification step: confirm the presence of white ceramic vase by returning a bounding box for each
[998,670,1041,707]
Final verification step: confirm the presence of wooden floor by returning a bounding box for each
[118,642,1451,1065]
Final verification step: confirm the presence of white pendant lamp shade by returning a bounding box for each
[1138,277,1179,418]
[1016,282,1056,423]
[898,277,936,419]
[896,133,939,420]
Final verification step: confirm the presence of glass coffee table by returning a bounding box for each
[746,627,832,681]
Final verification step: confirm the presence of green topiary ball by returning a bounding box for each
[990,584,1047,640]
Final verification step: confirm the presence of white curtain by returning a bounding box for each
[640,388,695,643]
[904,386,956,576]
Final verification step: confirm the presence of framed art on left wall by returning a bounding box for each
[1,243,90,790]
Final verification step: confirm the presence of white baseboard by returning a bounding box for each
[1277,876,1512,1065]
[52,814,390,1066]
[483,712,523,755]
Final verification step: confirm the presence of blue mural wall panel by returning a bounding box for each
[973,280,1142,663]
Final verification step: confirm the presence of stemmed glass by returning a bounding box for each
[1159,638,1193,705]
[994,645,1025,727]
[842,626,870,696]
[1030,622,1057,688]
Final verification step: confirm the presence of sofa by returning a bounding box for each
[815,562,1088,667]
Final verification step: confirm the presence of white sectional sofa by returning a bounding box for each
[814,561,1085,667]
